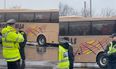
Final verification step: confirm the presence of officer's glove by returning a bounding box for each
[20,32,24,35]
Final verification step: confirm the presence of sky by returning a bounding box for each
[0,0,116,16]
[0,0,59,10]
[60,0,116,16]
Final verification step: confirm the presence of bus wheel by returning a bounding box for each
[96,51,108,69]
[37,35,46,46]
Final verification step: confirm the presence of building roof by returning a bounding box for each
[0,9,58,12]
[60,16,116,22]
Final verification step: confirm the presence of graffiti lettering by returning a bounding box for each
[0,23,24,29]
[15,24,24,29]
[0,23,6,28]
[74,38,109,56]
[62,37,77,44]
[61,36,110,57]
[25,25,47,37]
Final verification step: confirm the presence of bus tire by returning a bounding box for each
[96,51,108,69]
[37,34,46,46]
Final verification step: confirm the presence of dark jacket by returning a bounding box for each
[19,31,27,48]
[19,31,27,60]
[0,32,2,44]
[61,43,74,69]
[105,41,116,62]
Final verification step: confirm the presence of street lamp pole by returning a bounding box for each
[90,0,92,17]
[84,1,87,17]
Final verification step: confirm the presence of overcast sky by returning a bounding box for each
[0,0,59,10]
[60,0,116,16]
[0,0,116,16]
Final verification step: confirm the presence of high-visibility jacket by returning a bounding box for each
[58,45,69,69]
[2,26,24,62]
[108,42,116,55]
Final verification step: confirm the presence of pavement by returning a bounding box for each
[0,59,57,69]
[0,59,100,69]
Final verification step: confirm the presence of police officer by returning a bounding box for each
[19,30,27,69]
[105,33,116,69]
[58,42,70,69]
[2,19,24,69]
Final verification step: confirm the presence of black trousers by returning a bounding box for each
[19,48,26,69]
[69,62,74,69]
[7,60,20,69]
[19,48,25,60]
[107,62,116,69]
[107,53,116,69]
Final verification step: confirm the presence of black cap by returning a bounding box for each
[59,38,72,46]
[111,33,116,38]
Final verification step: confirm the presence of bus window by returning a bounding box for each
[51,12,59,23]
[59,22,69,36]
[69,21,91,36]
[0,13,5,22]
[92,21,115,35]
[19,12,34,22]
[35,12,50,23]
[5,13,19,21]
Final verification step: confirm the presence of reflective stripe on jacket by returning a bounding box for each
[108,42,116,55]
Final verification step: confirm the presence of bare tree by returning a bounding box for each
[59,3,78,16]
[101,8,116,17]
[81,8,91,17]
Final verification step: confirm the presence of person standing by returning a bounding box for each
[105,33,116,69]
[61,42,74,69]
[19,30,27,69]
[58,42,70,69]
[2,19,24,69]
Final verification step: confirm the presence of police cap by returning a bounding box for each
[6,19,16,25]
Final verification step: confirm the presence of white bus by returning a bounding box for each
[0,9,59,46]
[59,16,116,68]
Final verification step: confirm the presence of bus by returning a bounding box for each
[0,9,59,46]
[59,16,116,68]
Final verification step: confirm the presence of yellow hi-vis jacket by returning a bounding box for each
[108,42,116,55]
[2,26,24,62]
[58,45,69,69]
